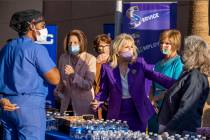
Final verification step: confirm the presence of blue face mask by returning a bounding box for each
[68,45,80,55]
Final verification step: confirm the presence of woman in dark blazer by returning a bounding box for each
[91,33,175,131]
[158,35,210,134]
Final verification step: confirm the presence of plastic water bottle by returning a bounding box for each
[121,121,129,132]
[46,112,58,131]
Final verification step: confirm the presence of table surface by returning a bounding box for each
[45,131,72,140]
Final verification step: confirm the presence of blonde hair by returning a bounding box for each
[160,29,181,52]
[110,33,138,68]
[182,35,210,76]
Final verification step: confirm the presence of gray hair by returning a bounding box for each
[182,35,210,76]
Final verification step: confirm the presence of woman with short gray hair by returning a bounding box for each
[158,35,210,134]
[182,35,210,75]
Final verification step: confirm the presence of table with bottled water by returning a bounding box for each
[45,112,131,140]
[45,111,209,140]
[46,130,208,140]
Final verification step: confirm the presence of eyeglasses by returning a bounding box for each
[98,45,110,48]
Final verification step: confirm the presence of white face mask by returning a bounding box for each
[35,28,48,43]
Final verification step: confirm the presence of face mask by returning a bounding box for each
[68,45,80,55]
[35,28,48,43]
[162,49,171,55]
[119,51,133,62]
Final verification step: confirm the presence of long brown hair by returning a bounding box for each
[63,29,87,53]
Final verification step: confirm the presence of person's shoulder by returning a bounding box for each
[16,36,42,48]
[101,62,110,67]
[1,37,22,51]
[31,44,48,55]
[134,56,144,63]
[5,37,19,46]
[186,69,198,76]
[182,69,207,83]
[173,55,183,64]
[84,52,96,58]
[11,37,44,54]
[58,53,68,61]
[101,63,112,71]
[60,53,68,58]
[29,40,46,48]
[134,56,149,67]
[83,52,96,61]
[189,69,205,77]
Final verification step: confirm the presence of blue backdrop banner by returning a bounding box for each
[122,2,177,64]
[122,2,177,95]
[103,24,115,40]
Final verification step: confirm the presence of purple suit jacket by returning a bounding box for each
[95,57,174,123]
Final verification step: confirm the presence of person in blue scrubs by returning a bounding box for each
[148,29,183,133]
[0,9,60,140]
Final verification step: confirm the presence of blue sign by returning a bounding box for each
[122,2,177,95]
[122,2,177,64]
[38,25,58,107]
[103,24,115,39]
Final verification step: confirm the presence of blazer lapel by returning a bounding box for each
[74,52,86,73]
[127,63,137,91]
[112,66,122,93]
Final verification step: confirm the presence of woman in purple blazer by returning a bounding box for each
[91,33,174,131]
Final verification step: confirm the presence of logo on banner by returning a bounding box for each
[126,6,160,29]
[126,6,141,29]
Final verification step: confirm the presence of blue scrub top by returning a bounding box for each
[0,36,56,97]
[153,55,183,106]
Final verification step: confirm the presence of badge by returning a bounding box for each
[131,69,136,74]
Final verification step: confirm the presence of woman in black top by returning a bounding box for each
[158,35,210,134]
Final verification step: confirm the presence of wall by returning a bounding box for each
[0,0,43,48]
[42,0,195,62]
[176,0,193,47]
[43,0,115,60]
[0,0,196,61]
